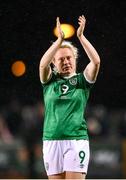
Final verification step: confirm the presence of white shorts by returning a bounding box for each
[43,140,90,176]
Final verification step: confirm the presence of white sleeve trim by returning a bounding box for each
[83,70,96,84]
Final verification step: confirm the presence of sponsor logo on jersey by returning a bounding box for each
[80,163,84,168]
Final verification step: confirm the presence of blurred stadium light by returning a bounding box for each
[11,61,26,77]
[53,23,75,39]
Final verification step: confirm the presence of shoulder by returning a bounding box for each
[76,72,95,89]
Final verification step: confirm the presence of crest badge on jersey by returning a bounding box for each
[69,78,77,85]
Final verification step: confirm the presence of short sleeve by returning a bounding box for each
[77,73,94,90]
[41,72,57,87]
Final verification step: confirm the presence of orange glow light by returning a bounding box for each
[11,61,26,77]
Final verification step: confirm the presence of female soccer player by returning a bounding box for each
[39,15,100,179]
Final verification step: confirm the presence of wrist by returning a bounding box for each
[77,33,84,39]
[57,35,64,43]
[56,37,64,46]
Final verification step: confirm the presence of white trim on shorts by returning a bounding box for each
[42,140,90,176]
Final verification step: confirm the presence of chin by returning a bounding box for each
[62,72,72,77]
[64,71,71,74]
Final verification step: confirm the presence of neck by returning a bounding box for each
[60,72,76,78]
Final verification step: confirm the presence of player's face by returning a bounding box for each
[53,48,76,76]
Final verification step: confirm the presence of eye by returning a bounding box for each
[67,56,71,60]
[57,58,63,62]
[60,57,64,61]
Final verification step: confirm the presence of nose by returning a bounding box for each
[63,58,69,65]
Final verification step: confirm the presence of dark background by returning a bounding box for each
[0,1,126,179]
[0,0,126,108]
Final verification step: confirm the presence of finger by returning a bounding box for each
[79,15,86,21]
[78,18,84,24]
[81,14,85,18]
[78,17,84,22]
[78,22,82,26]
[78,19,86,26]
[82,15,86,22]
[56,17,60,26]
[79,16,85,21]
[56,17,59,21]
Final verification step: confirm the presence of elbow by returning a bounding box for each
[95,56,100,66]
[39,58,45,69]
[40,64,50,71]
[39,60,48,69]
[39,57,52,69]
[97,60,100,67]
[39,64,45,69]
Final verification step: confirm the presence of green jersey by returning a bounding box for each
[42,72,93,140]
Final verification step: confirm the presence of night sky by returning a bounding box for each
[0,0,126,108]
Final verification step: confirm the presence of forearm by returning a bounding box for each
[40,37,63,68]
[78,34,100,65]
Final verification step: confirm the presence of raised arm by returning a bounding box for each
[39,17,64,83]
[77,15,100,82]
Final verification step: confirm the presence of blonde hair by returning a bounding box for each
[60,41,78,59]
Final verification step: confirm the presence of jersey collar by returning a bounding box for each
[60,73,77,79]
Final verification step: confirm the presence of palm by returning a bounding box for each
[77,15,86,37]
[56,17,64,39]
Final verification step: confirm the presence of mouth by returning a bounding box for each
[63,67,70,71]
[63,65,71,72]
